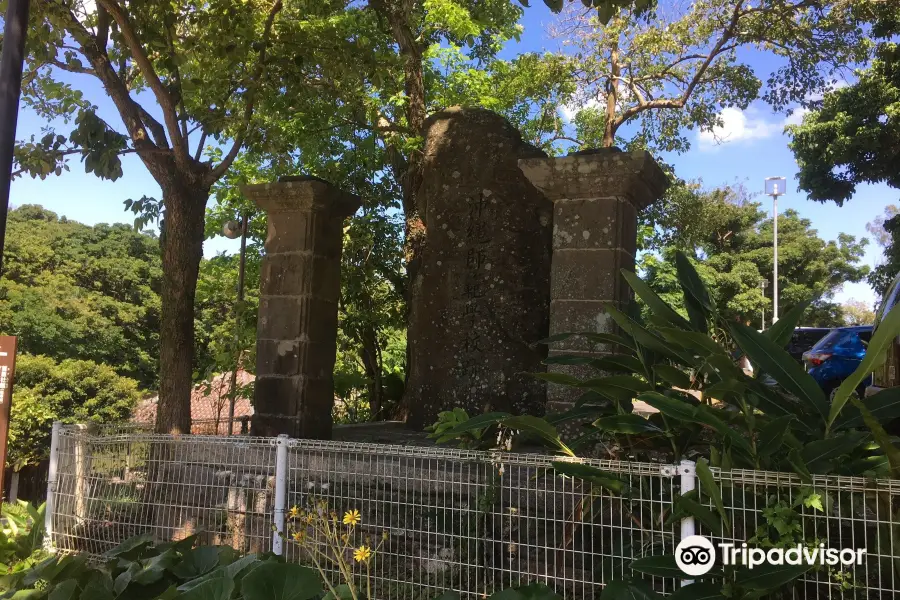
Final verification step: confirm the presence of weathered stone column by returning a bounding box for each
[404,107,553,429]
[243,177,361,438]
[519,149,668,412]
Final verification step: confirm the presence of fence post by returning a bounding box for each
[272,434,289,555]
[44,421,62,548]
[679,459,697,586]
[73,423,97,525]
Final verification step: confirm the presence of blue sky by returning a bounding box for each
[10,3,896,308]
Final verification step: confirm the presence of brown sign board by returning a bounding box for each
[0,336,17,499]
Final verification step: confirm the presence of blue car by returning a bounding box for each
[802,326,873,399]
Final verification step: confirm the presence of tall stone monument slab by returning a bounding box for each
[243,177,360,438]
[405,107,553,429]
[519,149,668,411]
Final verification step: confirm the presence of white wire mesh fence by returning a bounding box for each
[45,424,900,599]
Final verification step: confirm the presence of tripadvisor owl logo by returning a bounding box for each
[674,535,867,576]
[675,535,716,576]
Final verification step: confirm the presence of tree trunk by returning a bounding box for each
[155,178,209,434]
[359,324,383,421]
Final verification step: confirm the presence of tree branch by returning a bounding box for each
[206,0,283,185]
[616,0,747,126]
[48,58,95,76]
[97,0,189,167]
[194,132,207,161]
[136,105,170,149]
[50,4,159,158]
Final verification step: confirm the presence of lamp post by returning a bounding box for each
[764,177,786,323]
[222,214,249,435]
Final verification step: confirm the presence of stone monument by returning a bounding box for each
[243,177,360,438]
[405,107,553,429]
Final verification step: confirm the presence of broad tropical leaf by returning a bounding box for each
[551,461,627,494]
[696,459,730,534]
[762,301,810,348]
[828,305,900,431]
[728,323,828,423]
[621,269,693,330]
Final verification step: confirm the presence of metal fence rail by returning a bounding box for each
[44,424,900,600]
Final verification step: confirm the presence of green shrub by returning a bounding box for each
[8,354,140,470]
[3,534,322,600]
[0,502,47,585]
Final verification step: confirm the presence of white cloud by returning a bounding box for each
[559,98,602,122]
[698,107,783,148]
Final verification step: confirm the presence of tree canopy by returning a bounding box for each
[0,205,161,388]
[555,0,874,152]
[9,354,141,470]
[641,182,870,326]
[788,2,899,205]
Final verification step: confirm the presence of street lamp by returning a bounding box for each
[222,214,249,436]
[764,177,786,323]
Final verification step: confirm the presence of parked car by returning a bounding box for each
[803,326,873,399]
[786,327,831,363]
[866,272,900,398]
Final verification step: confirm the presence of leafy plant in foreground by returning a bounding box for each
[3,534,321,600]
[430,251,900,599]
[0,502,48,586]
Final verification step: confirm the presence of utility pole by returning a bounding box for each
[0,0,30,276]
[765,177,786,323]
[222,214,249,435]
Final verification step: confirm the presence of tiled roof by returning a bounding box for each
[133,370,255,432]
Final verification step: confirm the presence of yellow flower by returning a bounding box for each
[343,509,361,526]
[353,545,372,563]
[292,531,305,542]
[289,506,301,519]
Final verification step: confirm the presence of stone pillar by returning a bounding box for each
[405,107,553,429]
[243,177,361,438]
[518,149,668,412]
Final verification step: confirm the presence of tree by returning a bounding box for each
[8,354,140,470]
[641,182,870,326]
[788,2,899,204]
[16,0,294,432]
[0,205,161,388]
[866,205,900,296]
[553,0,873,152]
[842,299,876,326]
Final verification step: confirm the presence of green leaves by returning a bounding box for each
[756,416,794,457]
[6,535,323,600]
[733,562,815,590]
[762,301,809,348]
[622,269,693,331]
[696,458,730,534]
[242,562,322,600]
[552,461,628,493]
[675,252,715,331]
[593,414,661,434]
[728,322,828,423]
